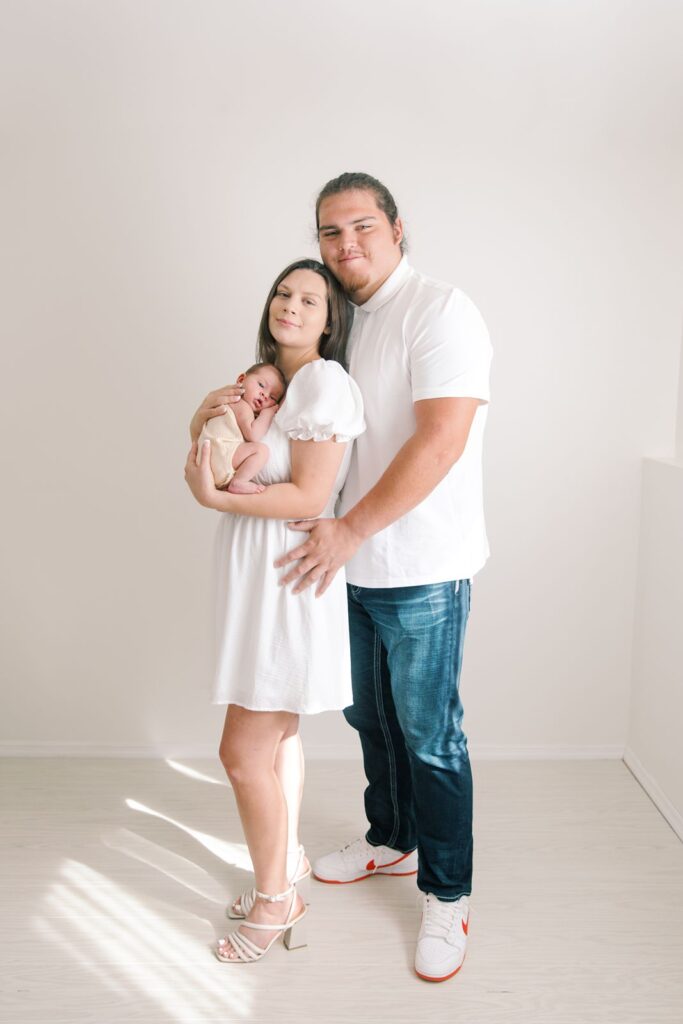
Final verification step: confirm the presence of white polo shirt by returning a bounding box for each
[339,256,492,587]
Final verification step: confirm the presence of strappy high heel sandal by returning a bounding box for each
[215,884,307,963]
[227,845,311,920]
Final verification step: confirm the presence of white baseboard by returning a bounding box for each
[0,741,217,759]
[0,739,625,760]
[623,746,683,843]
[305,743,625,760]
[470,744,624,760]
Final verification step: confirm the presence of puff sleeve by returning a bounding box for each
[277,360,365,443]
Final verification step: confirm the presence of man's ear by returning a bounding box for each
[393,217,404,247]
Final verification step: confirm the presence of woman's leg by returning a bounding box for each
[229,717,307,917]
[275,720,309,877]
[219,704,304,955]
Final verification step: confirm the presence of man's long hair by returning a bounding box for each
[315,171,406,254]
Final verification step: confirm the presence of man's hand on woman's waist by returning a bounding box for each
[275,396,483,597]
[274,517,365,597]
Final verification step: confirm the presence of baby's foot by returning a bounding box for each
[227,480,265,494]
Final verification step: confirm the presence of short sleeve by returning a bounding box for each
[408,288,492,403]
[277,360,365,443]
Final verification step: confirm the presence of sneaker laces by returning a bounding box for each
[422,893,464,940]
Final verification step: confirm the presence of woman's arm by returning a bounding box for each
[189,384,245,442]
[185,437,346,520]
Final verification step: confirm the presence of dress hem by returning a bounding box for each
[211,698,351,716]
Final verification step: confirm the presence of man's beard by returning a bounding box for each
[337,266,371,297]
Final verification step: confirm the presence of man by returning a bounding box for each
[276,172,492,982]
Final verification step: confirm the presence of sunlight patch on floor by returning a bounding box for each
[165,759,228,787]
[125,798,252,871]
[102,827,228,905]
[33,859,253,1021]
[33,917,128,997]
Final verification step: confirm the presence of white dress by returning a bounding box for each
[212,359,365,713]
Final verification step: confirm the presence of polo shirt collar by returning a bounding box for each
[357,255,411,313]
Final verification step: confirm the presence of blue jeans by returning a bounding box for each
[344,580,473,901]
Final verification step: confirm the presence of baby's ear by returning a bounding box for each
[236,373,246,384]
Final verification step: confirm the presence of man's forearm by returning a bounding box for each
[272,398,482,594]
[343,430,464,543]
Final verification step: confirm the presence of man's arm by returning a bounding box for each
[275,395,483,595]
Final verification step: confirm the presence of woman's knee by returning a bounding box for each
[219,708,294,785]
[219,729,280,787]
[219,736,251,786]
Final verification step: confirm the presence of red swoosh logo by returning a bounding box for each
[366,859,376,871]
[462,916,469,936]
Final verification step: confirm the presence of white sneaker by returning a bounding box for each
[414,893,469,982]
[313,837,418,884]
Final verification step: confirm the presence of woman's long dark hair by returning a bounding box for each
[256,258,351,370]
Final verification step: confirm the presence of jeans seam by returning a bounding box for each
[372,627,400,849]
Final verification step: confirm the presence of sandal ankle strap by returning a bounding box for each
[254,884,295,903]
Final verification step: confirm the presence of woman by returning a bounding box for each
[185,258,364,963]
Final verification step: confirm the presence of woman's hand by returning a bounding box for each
[184,440,226,509]
[189,384,245,442]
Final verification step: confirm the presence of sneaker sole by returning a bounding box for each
[313,867,418,884]
[415,954,466,983]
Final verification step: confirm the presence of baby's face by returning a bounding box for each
[240,367,284,412]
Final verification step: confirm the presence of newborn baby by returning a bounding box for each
[198,362,285,493]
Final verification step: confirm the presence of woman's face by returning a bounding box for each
[268,269,330,353]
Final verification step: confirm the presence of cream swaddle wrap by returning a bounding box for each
[198,406,244,487]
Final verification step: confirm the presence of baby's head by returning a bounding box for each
[237,363,286,413]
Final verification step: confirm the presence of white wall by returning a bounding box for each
[678,327,683,459]
[626,457,683,838]
[625,320,683,836]
[2,1,683,757]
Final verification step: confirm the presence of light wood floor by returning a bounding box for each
[2,757,682,1024]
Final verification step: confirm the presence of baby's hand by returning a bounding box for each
[256,405,278,423]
